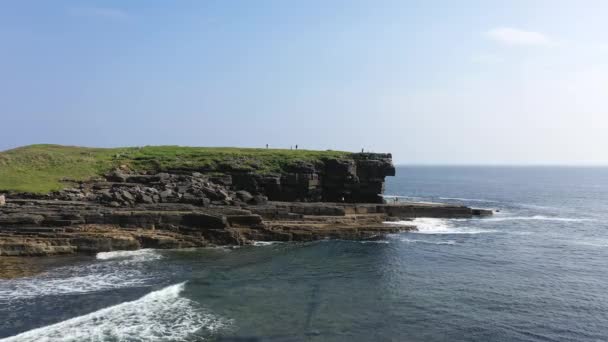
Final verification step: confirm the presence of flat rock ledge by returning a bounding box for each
[0,199,492,257]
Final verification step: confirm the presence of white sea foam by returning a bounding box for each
[382,194,418,199]
[399,238,456,245]
[96,249,162,262]
[386,218,498,235]
[359,240,391,244]
[439,197,498,203]
[0,250,162,301]
[483,215,593,222]
[572,240,608,248]
[1,282,229,342]
[0,266,153,301]
[251,241,282,246]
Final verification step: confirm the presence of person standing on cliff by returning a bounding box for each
[266,144,268,149]
[295,145,298,150]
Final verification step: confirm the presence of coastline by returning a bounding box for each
[0,146,492,261]
[0,198,492,259]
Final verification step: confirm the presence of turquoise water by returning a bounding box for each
[2,166,608,341]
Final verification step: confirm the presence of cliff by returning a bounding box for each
[0,145,492,258]
[0,145,394,204]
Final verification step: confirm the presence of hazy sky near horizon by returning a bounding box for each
[1,0,607,164]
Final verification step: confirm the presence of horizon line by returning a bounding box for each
[393,163,608,167]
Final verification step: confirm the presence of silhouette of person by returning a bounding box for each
[295,145,298,150]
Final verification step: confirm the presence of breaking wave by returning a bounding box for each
[386,218,498,235]
[96,249,162,262]
[398,238,456,245]
[1,282,229,342]
[251,241,283,246]
[483,215,593,222]
[0,250,163,301]
[439,197,498,203]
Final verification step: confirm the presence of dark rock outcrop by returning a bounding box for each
[0,198,492,256]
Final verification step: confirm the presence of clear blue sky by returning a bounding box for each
[2,0,607,164]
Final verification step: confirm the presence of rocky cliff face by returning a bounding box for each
[214,152,395,203]
[7,152,395,205]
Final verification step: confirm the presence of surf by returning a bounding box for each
[385,218,498,235]
[1,282,229,342]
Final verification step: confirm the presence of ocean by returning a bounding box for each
[1,166,608,341]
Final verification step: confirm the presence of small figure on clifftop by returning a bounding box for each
[295,145,298,150]
[266,144,268,149]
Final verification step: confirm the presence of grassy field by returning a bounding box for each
[0,144,350,193]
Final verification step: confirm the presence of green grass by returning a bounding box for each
[0,144,351,193]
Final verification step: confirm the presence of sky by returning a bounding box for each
[1,0,607,165]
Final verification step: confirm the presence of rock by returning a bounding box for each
[140,194,154,204]
[120,190,135,203]
[99,190,113,201]
[106,170,128,183]
[472,208,493,216]
[159,189,174,202]
[0,213,45,225]
[235,190,254,203]
[181,213,227,229]
[251,195,268,205]
[0,195,5,206]
[209,175,232,186]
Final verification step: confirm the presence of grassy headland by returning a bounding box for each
[0,144,350,193]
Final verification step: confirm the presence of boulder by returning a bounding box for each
[251,195,268,205]
[0,195,5,206]
[120,190,135,203]
[140,194,154,204]
[106,170,128,183]
[235,190,254,203]
[159,189,174,202]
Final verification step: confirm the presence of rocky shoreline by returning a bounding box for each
[0,152,492,257]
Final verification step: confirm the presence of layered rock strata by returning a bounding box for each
[0,199,491,256]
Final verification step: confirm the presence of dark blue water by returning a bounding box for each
[2,166,608,341]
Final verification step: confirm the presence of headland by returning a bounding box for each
[0,145,492,257]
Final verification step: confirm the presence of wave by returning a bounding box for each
[387,218,498,235]
[1,282,229,342]
[359,240,391,244]
[0,266,153,301]
[439,197,498,203]
[382,194,419,199]
[572,239,608,248]
[399,238,456,245]
[251,241,283,246]
[0,250,163,301]
[96,249,162,263]
[483,215,593,222]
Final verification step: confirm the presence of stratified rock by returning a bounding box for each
[251,195,268,205]
[235,190,254,203]
[0,195,5,206]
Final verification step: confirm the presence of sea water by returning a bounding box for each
[2,166,608,341]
